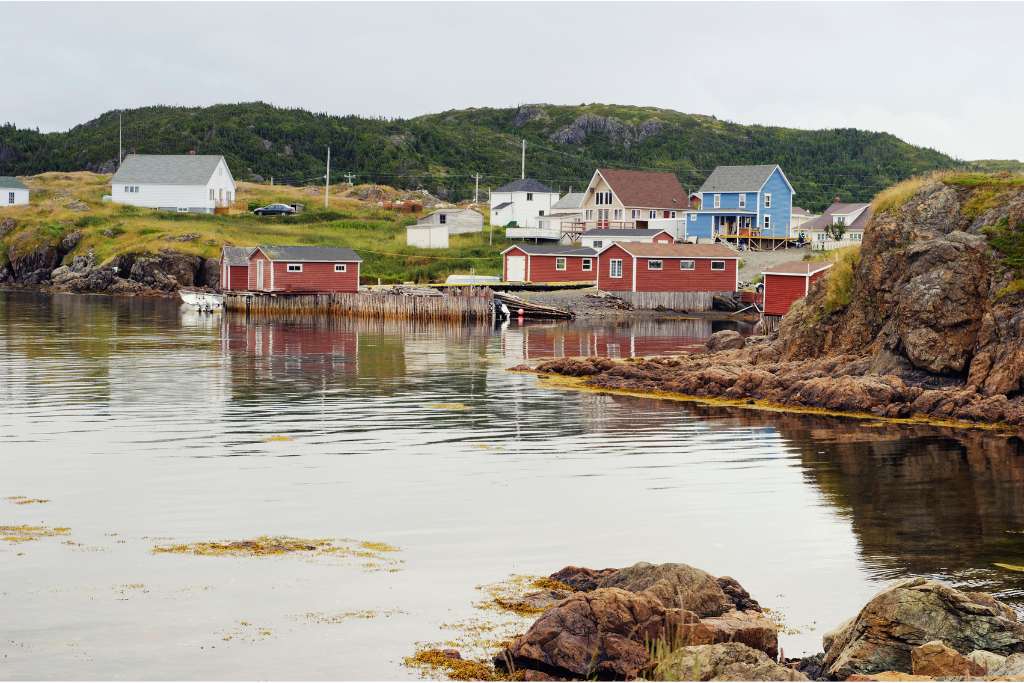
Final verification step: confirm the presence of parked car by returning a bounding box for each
[253,203,296,216]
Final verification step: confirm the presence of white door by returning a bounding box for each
[506,256,526,282]
[256,261,265,290]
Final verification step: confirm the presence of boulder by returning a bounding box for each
[549,565,618,592]
[910,640,985,678]
[993,653,1024,677]
[717,576,762,612]
[652,642,808,681]
[821,578,1024,679]
[672,609,779,660]
[495,587,687,680]
[597,562,735,617]
[201,257,221,289]
[966,649,1006,674]
[706,330,746,353]
[0,217,16,237]
[60,230,82,253]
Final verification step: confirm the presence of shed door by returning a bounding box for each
[256,261,265,290]
[506,256,526,282]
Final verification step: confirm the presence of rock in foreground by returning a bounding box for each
[652,642,808,681]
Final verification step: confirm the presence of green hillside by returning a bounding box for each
[1,102,962,211]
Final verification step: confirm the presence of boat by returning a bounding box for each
[179,288,224,313]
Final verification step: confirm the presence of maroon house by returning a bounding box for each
[596,242,740,293]
[248,245,362,293]
[220,246,254,291]
[762,260,832,316]
[501,245,597,283]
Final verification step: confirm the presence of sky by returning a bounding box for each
[3,1,1022,162]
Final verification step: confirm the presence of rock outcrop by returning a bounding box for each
[652,642,808,681]
[595,562,737,617]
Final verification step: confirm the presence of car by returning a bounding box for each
[253,203,296,216]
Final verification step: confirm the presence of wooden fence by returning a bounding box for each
[224,289,494,324]
[615,291,717,312]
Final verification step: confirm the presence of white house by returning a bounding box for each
[490,178,560,230]
[0,177,29,207]
[110,154,236,213]
[790,206,819,238]
[802,199,873,250]
[416,207,483,234]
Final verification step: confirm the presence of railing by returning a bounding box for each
[505,225,563,240]
[811,238,861,251]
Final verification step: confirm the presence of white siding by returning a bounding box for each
[406,224,449,249]
[489,190,559,228]
[1,188,29,207]
[112,158,237,212]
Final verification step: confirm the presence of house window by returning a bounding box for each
[334,264,347,273]
[631,209,640,219]
[763,215,772,230]
[526,193,533,201]
[764,193,772,208]
[739,194,746,209]
[714,194,721,208]
[649,210,656,219]
[124,186,129,193]
[710,260,726,271]
[586,209,594,220]
[680,260,695,271]
[210,189,215,200]
[689,213,696,222]
[227,191,233,202]
[539,210,544,216]
[287,264,303,272]
[648,259,663,270]
[670,211,677,218]
[440,214,447,224]
[555,257,567,271]
[7,192,13,205]
[592,240,603,249]
[610,259,623,278]
[613,209,622,220]
[581,258,592,272]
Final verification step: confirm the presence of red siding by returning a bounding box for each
[248,252,271,290]
[527,254,595,282]
[503,248,527,282]
[221,263,248,291]
[247,251,359,293]
[763,273,809,316]
[596,244,634,292]
[653,233,674,244]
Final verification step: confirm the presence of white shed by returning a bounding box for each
[489,178,560,229]
[0,177,29,207]
[417,208,483,235]
[407,224,449,249]
[110,154,237,213]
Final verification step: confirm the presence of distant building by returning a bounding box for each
[579,228,674,250]
[406,223,449,249]
[489,178,560,230]
[220,246,254,291]
[578,168,688,232]
[110,154,236,213]
[0,177,29,207]
[761,260,832,316]
[518,192,586,241]
[686,164,794,239]
[248,245,362,293]
[790,206,819,237]
[501,244,597,283]
[417,207,483,235]
[802,199,872,249]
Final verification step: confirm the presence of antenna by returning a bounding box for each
[343,172,356,186]
[521,139,526,180]
[324,146,331,209]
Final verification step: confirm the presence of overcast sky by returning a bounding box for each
[3,2,1021,161]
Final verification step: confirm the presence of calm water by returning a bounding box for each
[2,290,1024,679]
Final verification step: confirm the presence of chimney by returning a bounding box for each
[833,194,841,204]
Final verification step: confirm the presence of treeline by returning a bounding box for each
[0,101,965,211]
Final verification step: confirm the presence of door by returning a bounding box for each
[598,209,609,228]
[506,256,526,282]
[256,260,265,290]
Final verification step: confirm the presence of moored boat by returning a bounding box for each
[179,288,224,312]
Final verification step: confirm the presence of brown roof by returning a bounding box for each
[763,260,833,276]
[608,242,740,259]
[801,201,873,233]
[597,168,687,209]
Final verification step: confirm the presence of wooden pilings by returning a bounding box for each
[614,291,717,312]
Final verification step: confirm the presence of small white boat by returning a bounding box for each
[179,288,224,313]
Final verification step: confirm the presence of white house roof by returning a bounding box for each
[699,165,784,193]
[552,192,585,210]
[111,155,229,186]
[0,176,27,190]
[494,178,555,193]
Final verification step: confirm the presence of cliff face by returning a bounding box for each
[779,174,1024,397]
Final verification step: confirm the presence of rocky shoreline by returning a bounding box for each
[426,561,1024,681]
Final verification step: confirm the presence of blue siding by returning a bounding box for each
[757,168,792,237]
[703,191,758,211]
[686,212,714,239]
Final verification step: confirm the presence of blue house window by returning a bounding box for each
[713,194,721,209]
[764,193,772,209]
[738,194,746,209]
[763,215,772,231]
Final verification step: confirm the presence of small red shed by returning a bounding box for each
[220,246,254,291]
[762,260,833,316]
[596,242,740,293]
[501,244,597,283]
[248,245,362,293]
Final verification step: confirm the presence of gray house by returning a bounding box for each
[416,207,484,235]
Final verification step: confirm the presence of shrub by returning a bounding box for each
[821,246,860,314]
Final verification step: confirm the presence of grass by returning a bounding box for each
[818,246,860,314]
[0,173,512,284]
[871,175,931,214]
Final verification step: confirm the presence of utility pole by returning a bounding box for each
[270,177,274,186]
[343,172,356,186]
[521,139,526,179]
[473,173,482,204]
[324,146,331,209]
[118,112,122,167]
[488,187,493,246]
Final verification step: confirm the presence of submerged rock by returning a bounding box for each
[705,330,745,352]
[652,642,808,681]
[549,565,617,592]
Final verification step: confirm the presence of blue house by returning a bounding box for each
[685,165,794,241]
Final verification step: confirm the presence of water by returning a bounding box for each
[2,290,1024,679]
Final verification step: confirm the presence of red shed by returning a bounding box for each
[762,260,833,316]
[248,245,362,293]
[220,246,254,291]
[501,244,597,283]
[596,242,740,293]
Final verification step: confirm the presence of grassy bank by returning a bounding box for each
[0,173,512,284]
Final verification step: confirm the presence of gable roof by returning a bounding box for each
[581,228,672,238]
[111,154,230,186]
[552,192,585,210]
[698,164,785,193]
[494,178,555,194]
[255,245,362,262]
[602,242,740,259]
[801,201,872,233]
[221,246,255,266]
[491,201,512,211]
[595,168,686,209]
[425,207,482,216]
[501,244,596,257]
[0,176,27,190]
[763,260,833,276]
[792,206,814,216]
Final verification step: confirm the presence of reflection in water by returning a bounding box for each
[2,289,1024,679]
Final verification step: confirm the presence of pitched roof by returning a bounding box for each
[698,165,781,193]
[426,207,482,216]
[552,192,585,210]
[111,154,229,186]
[792,206,813,216]
[492,201,512,211]
[221,246,255,266]
[581,228,672,237]
[256,245,362,262]
[607,242,741,259]
[502,244,596,256]
[763,260,833,276]
[596,168,686,209]
[494,178,555,194]
[0,176,27,190]
[802,201,872,232]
